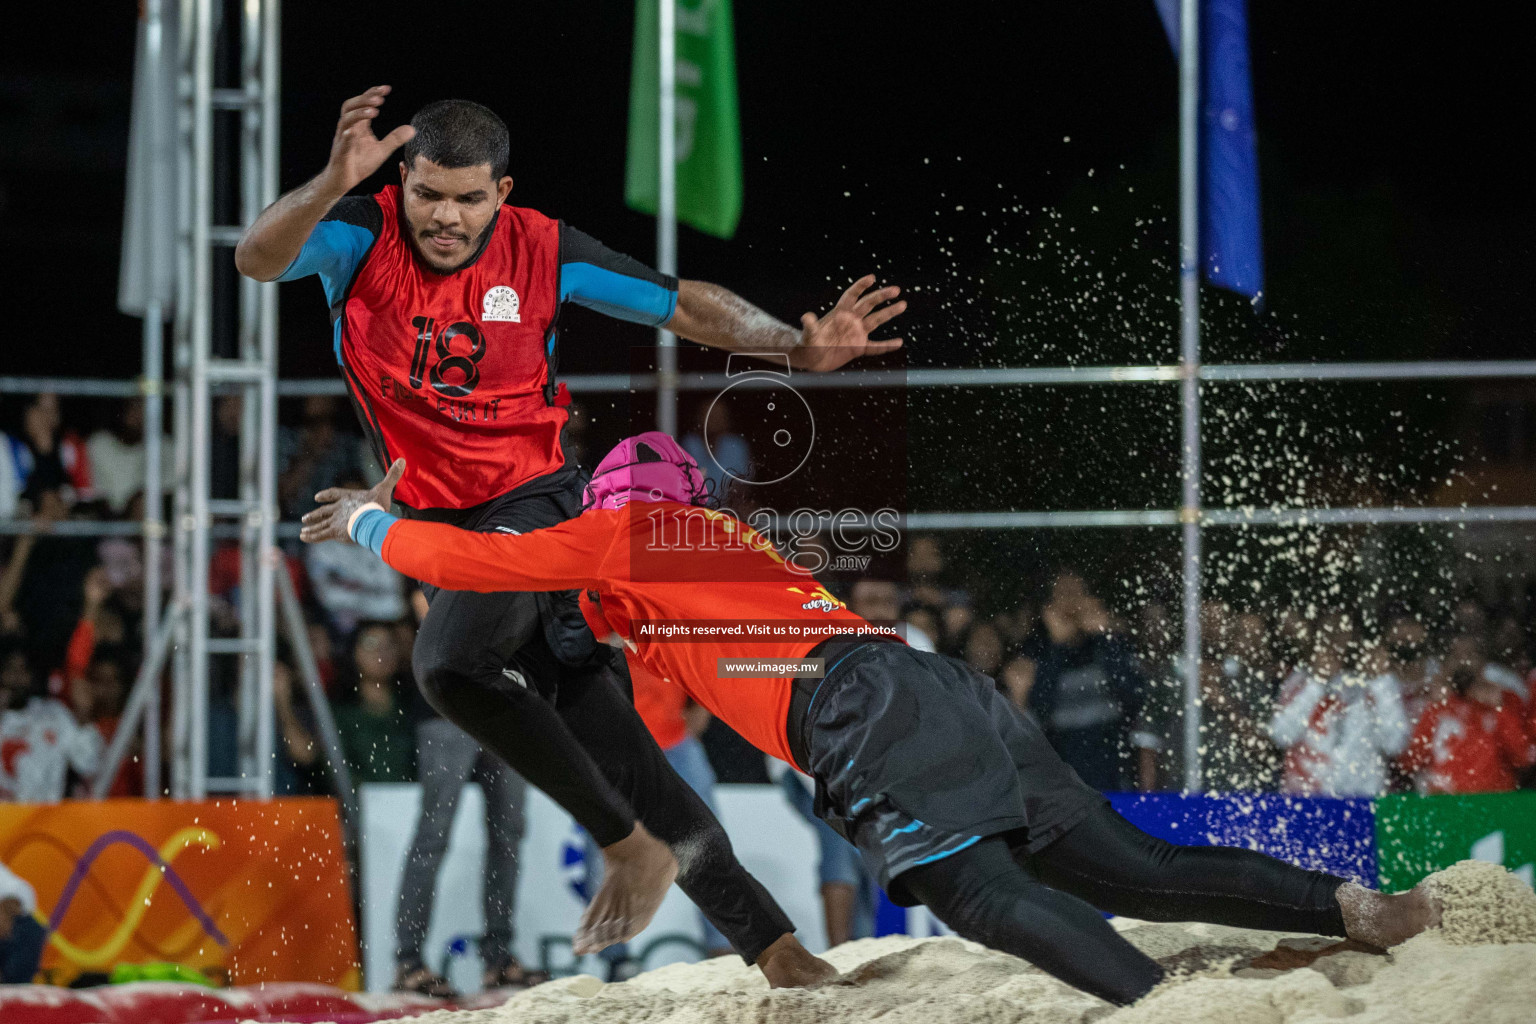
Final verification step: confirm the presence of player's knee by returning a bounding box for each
[414,653,475,719]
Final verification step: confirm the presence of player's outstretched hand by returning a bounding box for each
[300,458,406,545]
[572,823,678,955]
[794,274,906,372]
[321,86,416,195]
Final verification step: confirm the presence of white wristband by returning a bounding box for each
[347,501,386,541]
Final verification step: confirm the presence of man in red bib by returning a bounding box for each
[238,87,902,989]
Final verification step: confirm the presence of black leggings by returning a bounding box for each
[413,585,793,963]
[901,803,1347,1006]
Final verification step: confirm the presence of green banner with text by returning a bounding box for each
[1374,791,1536,891]
[625,0,743,239]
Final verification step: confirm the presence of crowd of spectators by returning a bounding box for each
[0,392,418,802]
[883,542,1536,800]
[3,392,1536,809]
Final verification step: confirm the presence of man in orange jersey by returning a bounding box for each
[303,433,1442,1006]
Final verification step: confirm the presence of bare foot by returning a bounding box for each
[1335,881,1443,949]
[573,823,678,955]
[757,933,839,989]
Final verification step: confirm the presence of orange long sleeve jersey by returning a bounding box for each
[355,502,873,766]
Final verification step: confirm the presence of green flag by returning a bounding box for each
[625,0,743,239]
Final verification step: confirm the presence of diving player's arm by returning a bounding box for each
[558,225,907,372]
[235,85,413,281]
[353,511,617,596]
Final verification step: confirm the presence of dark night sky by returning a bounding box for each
[4,1,1532,377]
[1,2,1532,565]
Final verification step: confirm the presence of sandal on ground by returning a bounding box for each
[394,964,459,999]
[482,956,551,989]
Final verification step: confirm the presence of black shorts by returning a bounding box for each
[800,643,1104,904]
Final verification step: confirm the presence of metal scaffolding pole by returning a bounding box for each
[1177,0,1204,794]
[655,0,678,436]
[162,0,281,800]
[186,0,213,800]
[12,358,1536,401]
[168,0,195,800]
[253,0,281,799]
[140,0,168,800]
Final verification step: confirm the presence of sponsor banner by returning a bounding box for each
[1374,791,1536,891]
[1109,792,1378,885]
[880,792,1379,938]
[0,797,359,987]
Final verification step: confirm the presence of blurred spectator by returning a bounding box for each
[1450,596,1488,639]
[1268,616,1410,797]
[1271,608,1314,677]
[560,401,592,469]
[211,394,243,500]
[1,860,44,983]
[681,398,748,505]
[1480,617,1528,705]
[1490,615,1530,675]
[0,490,98,686]
[279,396,364,520]
[396,597,540,995]
[85,399,171,515]
[849,580,911,643]
[902,601,941,654]
[333,622,414,784]
[1376,613,1440,727]
[1017,572,1144,790]
[0,637,101,802]
[306,473,407,634]
[777,763,878,948]
[1135,607,1279,792]
[0,433,23,520]
[906,535,967,614]
[272,660,323,796]
[1399,634,1535,794]
[308,621,339,693]
[962,621,1005,677]
[10,394,90,504]
[80,647,143,798]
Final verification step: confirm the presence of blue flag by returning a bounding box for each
[1154,0,1264,301]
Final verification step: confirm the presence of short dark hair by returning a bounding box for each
[403,99,509,179]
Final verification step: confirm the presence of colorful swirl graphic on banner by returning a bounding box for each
[42,827,228,967]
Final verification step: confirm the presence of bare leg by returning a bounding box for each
[821,882,857,947]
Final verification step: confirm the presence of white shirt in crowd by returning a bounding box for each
[0,697,102,803]
[1268,672,1410,797]
[0,860,37,914]
[305,540,406,634]
[84,429,174,514]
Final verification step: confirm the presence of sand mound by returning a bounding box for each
[1421,859,1536,944]
[293,866,1536,1024]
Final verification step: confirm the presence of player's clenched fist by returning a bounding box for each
[321,85,416,195]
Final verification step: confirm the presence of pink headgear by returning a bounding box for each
[582,431,711,511]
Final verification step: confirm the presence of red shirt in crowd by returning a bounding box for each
[1399,693,1535,794]
[626,658,690,752]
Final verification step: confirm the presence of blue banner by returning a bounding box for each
[875,792,1376,937]
[1109,792,1377,885]
[1154,0,1265,300]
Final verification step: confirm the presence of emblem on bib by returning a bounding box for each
[482,285,521,323]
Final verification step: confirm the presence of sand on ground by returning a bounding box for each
[326,860,1536,1024]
